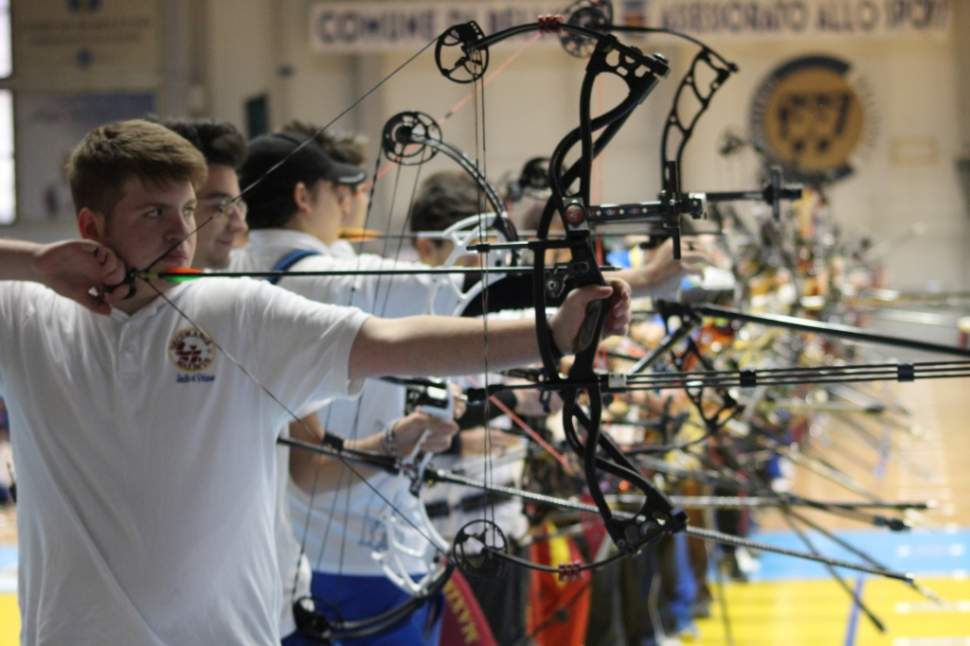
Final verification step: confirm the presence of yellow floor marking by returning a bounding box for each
[0,594,18,646]
[693,577,970,646]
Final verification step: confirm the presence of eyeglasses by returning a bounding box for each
[198,196,248,218]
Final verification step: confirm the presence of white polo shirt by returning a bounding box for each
[231,231,460,582]
[231,229,461,317]
[0,278,367,646]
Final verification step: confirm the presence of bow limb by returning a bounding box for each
[379,110,521,314]
[278,435,917,583]
[525,34,689,556]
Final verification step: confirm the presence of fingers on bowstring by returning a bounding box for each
[96,248,127,285]
[85,243,127,293]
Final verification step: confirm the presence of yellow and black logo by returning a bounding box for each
[751,55,872,183]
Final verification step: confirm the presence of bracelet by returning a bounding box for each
[381,423,397,457]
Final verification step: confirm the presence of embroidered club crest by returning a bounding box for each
[169,327,217,372]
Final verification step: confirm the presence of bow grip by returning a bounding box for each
[576,297,606,354]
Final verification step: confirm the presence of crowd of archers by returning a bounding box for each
[2,7,969,646]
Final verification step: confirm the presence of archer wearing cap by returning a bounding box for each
[240,131,368,249]
[230,125,472,644]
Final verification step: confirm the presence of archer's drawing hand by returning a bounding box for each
[33,240,127,314]
[386,411,459,457]
[551,278,632,355]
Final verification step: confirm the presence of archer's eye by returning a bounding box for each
[144,207,164,218]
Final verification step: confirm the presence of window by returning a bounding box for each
[0,0,9,79]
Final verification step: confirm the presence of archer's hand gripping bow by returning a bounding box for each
[436,16,689,572]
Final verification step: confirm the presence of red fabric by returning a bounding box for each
[527,534,592,646]
[439,570,498,646]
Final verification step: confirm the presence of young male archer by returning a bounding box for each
[0,118,631,646]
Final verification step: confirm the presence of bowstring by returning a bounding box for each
[329,160,430,578]
[138,278,443,550]
[326,161,410,579]
[116,15,924,635]
[473,64,499,539]
[300,103,496,607]
[297,85,520,610]
[289,145,388,601]
[303,150,392,588]
[289,147,439,616]
[320,165,398,580]
[138,36,442,280]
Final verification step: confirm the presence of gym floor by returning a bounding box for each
[694,379,970,645]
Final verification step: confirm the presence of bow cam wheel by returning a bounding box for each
[435,21,489,84]
[381,111,442,166]
[561,1,613,58]
[451,519,509,578]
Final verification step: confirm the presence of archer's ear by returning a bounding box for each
[292,181,312,214]
[77,207,106,242]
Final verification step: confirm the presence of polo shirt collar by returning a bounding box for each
[108,283,190,322]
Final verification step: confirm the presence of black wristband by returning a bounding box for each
[457,388,518,429]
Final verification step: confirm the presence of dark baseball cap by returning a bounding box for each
[240,132,368,194]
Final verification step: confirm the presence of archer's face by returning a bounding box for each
[335,181,371,230]
[192,164,247,269]
[101,177,198,273]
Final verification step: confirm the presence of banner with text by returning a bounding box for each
[13,0,158,78]
[309,0,950,52]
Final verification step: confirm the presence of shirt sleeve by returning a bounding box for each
[241,280,370,415]
[276,253,462,317]
[0,281,42,391]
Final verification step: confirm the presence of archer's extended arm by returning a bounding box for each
[348,281,631,382]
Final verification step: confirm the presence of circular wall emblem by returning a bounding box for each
[751,55,873,184]
[169,327,217,372]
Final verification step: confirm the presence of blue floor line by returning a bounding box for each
[745,527,970,581]
[843,575,865,646]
